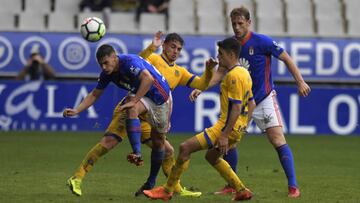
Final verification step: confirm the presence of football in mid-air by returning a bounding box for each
[80,17,106,42]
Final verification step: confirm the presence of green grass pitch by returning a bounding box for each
[0,132,359,203]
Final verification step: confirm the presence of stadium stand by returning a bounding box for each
[313,0,345,37]
[255,0,285,36]
[197,0,226,35]
[108,12,138,33]
[343,0,360,37]
[139,13,166,34]
[48,12,77,32]
[5,0,358,37]
[18,12,47,32]
[168,0,196,34]
[24,0,52,13]
[53,0,81,15]
[285,0,315,36]
[0,0,22,31]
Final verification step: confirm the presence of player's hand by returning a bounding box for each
[119,98,137,111]
[215,133,229,155]
[152,31,163,48]
[205,58,218,70]
[189,89,202,102]
[63,108,79,117]
[297,81,311,97]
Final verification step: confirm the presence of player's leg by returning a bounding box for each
[67,133,121,196]
[206,148,252,201]
[143,135,203,200]
[215,145,238,195]
[126,98,147,160]
[67,101,127,196]
[254,90,300,198]
[266,126,300,198]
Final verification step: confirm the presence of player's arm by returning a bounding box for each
[188,60,215,90]
[63,88,104,117]
[138,31,162,59]
[279,51,311,97]
[119,70,154,110]
[188,63,226,102]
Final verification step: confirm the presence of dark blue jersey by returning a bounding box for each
[96,54,170,105]
[236,32,284,104]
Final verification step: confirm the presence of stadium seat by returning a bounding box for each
[0,0,22,13]
[198,15,226,35]
[225,0,255,33]
[24,0,52,13]
[285,0,315,36]
[168,0,196,34]
[53,0,81,15]
[196,0,225,35]
[0,0,22,31]
[169,15,196,35]
[255,0,285,36]
[0,12,17,31]
[317,18,345,37]
[313,0,344,37]
[139,13,166,34]
[18,12,46,32]
[108,12,137,33]
[287,16,315,36]
[343,0,360,37]
[256,0,283,18]
[197,0,223,18]
[47,12,76,32]
[257,16,285,36]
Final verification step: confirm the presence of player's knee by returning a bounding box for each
[178,142,190,158]
[126,107,139,118]
[266,128,287,147]
[164,142,174,157]
[205,151,217,165]
[101,133,120,149]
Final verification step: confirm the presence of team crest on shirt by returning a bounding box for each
[175,70,180,77]
[231,79,236,85]
[249,46,254,55]
[239,58,250,70]
[273,41,281,51]
[129,66,140,75]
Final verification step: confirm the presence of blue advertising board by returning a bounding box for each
[0,81,359,135]
[0,32,359,82]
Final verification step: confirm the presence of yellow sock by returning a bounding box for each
[162,155,174,177]
[162,155,182,193]
[213,158,246,192]
[165,158,190,193]
[74,143,109,179]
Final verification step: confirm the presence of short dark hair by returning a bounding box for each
[164,33,184,46]
[217,37,241,58]
[230,6,251,21]
[96,44,116,61]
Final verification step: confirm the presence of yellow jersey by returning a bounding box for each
[139,44,212,91]
[219,65,253,131]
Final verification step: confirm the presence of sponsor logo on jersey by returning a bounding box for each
[239,58,250,70]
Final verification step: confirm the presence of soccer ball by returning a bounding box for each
[80,17,106,42]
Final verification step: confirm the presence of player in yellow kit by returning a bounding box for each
[66,31,213,197]
[144,37,256,201]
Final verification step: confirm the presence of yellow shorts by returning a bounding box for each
[106,100,152,143]
[196,121,245,150]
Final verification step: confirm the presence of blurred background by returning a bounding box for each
[0,0,359,135]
